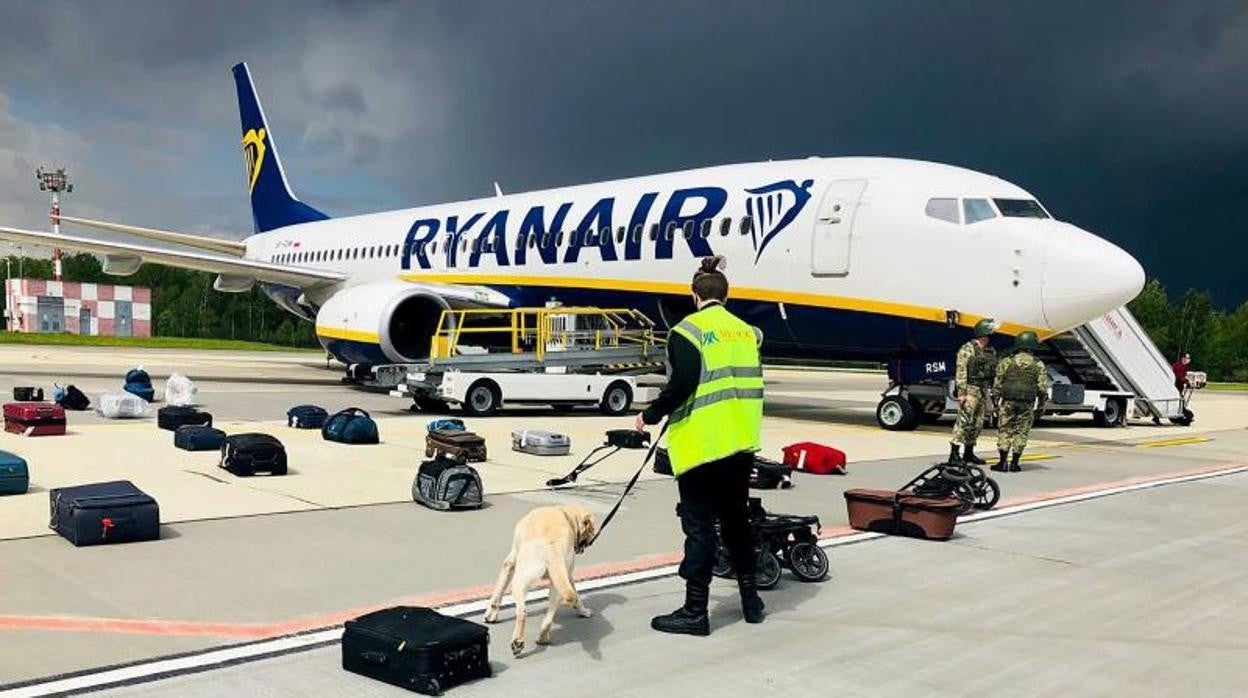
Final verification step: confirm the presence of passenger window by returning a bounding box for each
[700,219,711,238]
[650,223,658,241]
[541,234,550,247]
[720,218,732,236]
[684,221,695,239]
[740,216,753,236]
[430,241,438,256]
[631,224,642,242]
[529,236,537,249]
[602,226,612,244]
[963,198,996,224]
[557,232,565,246]
[616,226,625,243]
[925,198,959,223]
[665,222,676,240]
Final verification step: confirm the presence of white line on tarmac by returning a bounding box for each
[5,462,1246,697]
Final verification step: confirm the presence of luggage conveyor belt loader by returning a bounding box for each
[363,306,667,416]
[875,305,1197,430]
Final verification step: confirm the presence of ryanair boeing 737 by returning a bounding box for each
[0,63,1145,415]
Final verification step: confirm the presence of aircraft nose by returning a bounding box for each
[1041,225,1145,331]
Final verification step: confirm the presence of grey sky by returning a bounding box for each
[1,1,1245,304]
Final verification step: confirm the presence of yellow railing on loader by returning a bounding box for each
[428,307,662,363]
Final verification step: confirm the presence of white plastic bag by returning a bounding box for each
[163,373,199,407]
[97,391,150,419]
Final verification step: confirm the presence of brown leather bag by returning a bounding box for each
[425,429,487,463]
[844,488,961,540]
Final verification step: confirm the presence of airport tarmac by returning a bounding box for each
[1,344,1246,696]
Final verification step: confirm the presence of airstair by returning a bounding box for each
[1039,306,1187,424]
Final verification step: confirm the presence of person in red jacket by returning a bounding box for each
[1172,353,1191,392]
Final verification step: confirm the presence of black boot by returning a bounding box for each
[738,576,765,624]
[964,441,987,465]
[948,443,962,465]
[651,581,710,636]
[990,450,1009,473]
[1009,451,1023,473]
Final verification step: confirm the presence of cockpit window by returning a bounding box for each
[994,199,1049,219]
[925,198,959,223]
[963,198,996,224]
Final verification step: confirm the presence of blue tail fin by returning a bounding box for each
[232,62,329,233]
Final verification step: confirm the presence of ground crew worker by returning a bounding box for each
[949,319,998,465]
[635,255,765,636]
[993,331,1049,472]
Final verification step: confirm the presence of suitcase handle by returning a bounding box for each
[358,650,389,667]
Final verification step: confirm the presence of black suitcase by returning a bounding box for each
[174,425,226,451]
[342,606,491,695]
[49,480,160,546]
[13,386,44,402]
[158,405,213,431]
[220,433,287,476]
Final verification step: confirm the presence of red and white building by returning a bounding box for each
[4,278,151,337]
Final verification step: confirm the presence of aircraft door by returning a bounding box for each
[811,179,867,276]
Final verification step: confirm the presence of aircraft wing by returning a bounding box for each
[0,225,344,289]
[56,215,249,256]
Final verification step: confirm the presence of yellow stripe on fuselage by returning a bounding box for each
[315,326,380,343]
[395,273,1045,336]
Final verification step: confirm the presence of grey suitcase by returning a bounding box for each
[511,428,571,456]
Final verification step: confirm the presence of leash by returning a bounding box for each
[587,422,668,547]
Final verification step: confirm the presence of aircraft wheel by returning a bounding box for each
[877,396,919,431]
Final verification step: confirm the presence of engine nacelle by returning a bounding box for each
[102,254,142,276]
[314,280,505,364]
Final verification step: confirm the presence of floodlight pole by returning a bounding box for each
[35,166,72,281]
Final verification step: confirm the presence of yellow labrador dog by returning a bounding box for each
[484,504,597,656]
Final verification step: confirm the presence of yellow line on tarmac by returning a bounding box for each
[1018,453,1058,462]
[1138,436,1212,449]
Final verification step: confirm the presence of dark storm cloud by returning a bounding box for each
[0,0,1244,303]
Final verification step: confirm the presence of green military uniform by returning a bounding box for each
[993,332,1049,472]
[949,319,997,465]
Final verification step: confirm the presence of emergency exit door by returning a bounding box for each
[811,179,868,276]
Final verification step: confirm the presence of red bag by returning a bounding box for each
[781,442,846,474]
[4,402,67,436]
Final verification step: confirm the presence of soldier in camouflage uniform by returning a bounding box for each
[949,318,998,465]
[993,331,1050,472]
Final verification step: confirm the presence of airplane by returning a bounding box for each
[0,62,1145,426]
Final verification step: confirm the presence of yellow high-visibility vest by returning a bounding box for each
[666,304,764,477]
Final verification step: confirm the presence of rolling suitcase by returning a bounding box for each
[174,425,226,451]
[844,488,961,540]
[0,451,29,495]
[220,433,288,476]
[287,404,329,429]
[511,429,570,456]
[157,405,213,431]
[342,606,491,695]
[412,457,484,511]
[49,480,160,546]
[13,387,44,402]
[4,402,67,436]
[425,430,487,462]
[782,442,847,474]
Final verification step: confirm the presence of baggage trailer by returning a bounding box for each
[366,306,666,415]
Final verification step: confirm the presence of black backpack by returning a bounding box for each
[56,384,91,411]
[412,457,483,511]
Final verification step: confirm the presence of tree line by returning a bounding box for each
[1,253,318,347]
[1129,280,1248,383]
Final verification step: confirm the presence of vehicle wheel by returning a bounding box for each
[1170,408,1194,427]
[876,396,919,431]
[599,381,633,416]
[462,380,500,416]
[712,546,734,578]
[756,550,782,590]
[1093,398,1126,428]
[788,542,829,582]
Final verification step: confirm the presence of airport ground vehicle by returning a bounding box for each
[367,306,664,415]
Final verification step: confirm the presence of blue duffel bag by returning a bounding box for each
[287,404,329,429]
[426,418,465,433]
[124,382,155,402]
[322,408,380,444]
[0,450,28,496]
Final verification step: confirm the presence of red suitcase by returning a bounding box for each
[844,488,961,540]
[782,442,846,474]
[4,402,67,436]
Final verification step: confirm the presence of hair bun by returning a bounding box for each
[698,255,726,275]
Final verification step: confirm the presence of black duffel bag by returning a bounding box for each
[55,384,91,411]
[158,405,213,432]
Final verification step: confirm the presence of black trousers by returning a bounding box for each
[676,451,756,587]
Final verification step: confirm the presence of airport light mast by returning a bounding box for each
[35,166,73,281]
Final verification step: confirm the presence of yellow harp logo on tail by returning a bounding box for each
[241,128,267,194]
